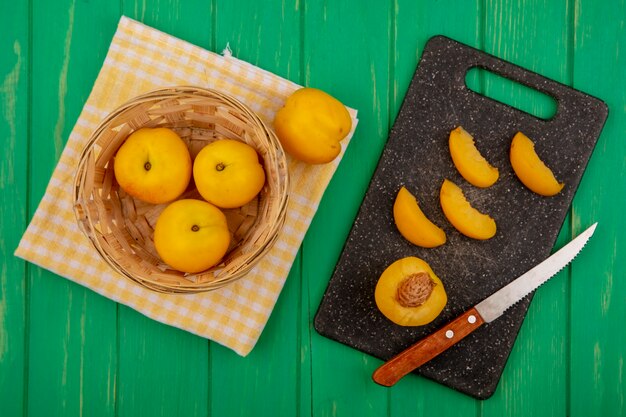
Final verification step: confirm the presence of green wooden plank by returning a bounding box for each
[208,260,303,417]
[209,2,304,416]
[0,1,29,416]
[125,0,213,49]
[570,1,626,415]
[297,253,313,417]
[214,0,301,81]
[302,1,393,415]
[113,3,213,417]
[388,1,483,414]
[26,1,120,417]
[478,0,573,413]
[115,306,209,417]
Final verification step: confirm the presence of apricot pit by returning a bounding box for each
[375,257,447,327]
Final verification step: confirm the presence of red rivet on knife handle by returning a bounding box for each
[372,307,485,387]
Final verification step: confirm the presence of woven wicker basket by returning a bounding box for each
[73,86,289,293]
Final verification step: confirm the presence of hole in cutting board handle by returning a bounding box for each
[465,67,558,120]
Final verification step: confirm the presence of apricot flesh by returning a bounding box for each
[375,257,447,327]
[510,132,564,196]
[393,186,446,248]
[449,126,499,188]
[439,179,496,240]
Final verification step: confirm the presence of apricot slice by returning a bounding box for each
[375,257,447,326]
[510,132,564,196]
[449,126,499,188]
[393,186,446,248]
[439,179,496,240]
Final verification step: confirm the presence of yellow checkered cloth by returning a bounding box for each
[15,16,358,356]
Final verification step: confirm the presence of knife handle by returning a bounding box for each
[372,307,485,387]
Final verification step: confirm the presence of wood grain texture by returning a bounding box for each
[116,306,209,417]
[1,0,624,416]
[570,1,626,415]
[0,2,28,416]
[26,1,119,417]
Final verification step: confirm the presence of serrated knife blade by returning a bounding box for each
[373,222,598,387]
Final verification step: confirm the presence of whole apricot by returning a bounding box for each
[193,139,266,209]
[113,127,191,204]
[154,199,230,273]
[273,87,352,164]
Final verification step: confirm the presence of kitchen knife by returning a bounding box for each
[372,222,598,387]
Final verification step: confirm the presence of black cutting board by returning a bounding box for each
[314,36,608,399]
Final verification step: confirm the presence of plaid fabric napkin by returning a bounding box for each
[15,16,358,356]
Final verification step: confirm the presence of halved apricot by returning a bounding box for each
[439,179,496,240]
[449,126,499,188]
[375,256,447,326]
[393,186,446,248]
[510,132,564,196]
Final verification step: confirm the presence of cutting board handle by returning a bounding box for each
[424,35,605,123]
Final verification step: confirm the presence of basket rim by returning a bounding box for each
[73,85,290,293]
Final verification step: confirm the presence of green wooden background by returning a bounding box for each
[1,0,624,416]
